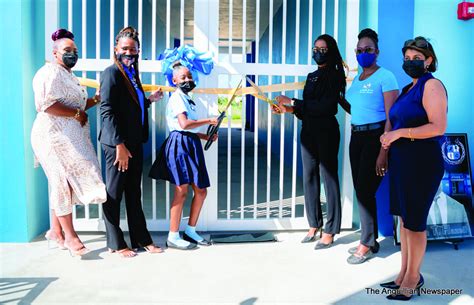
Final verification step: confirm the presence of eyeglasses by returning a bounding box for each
[355,47,377,55]
[313,47,328,54]
[403,38,429,49]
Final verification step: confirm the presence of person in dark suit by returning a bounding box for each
[99,27,164,258]
[273,34,350,249]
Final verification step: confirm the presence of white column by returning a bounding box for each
[341,0,360,229]
[194,0,219,231]
[45,1,58,62]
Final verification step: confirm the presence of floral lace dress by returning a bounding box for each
[31,63,106,216]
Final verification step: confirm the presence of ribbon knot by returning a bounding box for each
[158,45,214,86]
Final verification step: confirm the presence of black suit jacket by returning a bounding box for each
[99,63,150,147]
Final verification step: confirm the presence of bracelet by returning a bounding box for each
[92,96,100,103]
[408,128,414,141]
[74,108,81,119]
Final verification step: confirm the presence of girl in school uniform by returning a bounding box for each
[149,63,217,250]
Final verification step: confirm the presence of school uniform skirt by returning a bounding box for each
[149,130,210,189]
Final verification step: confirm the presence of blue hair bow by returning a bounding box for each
[158,45,214,87]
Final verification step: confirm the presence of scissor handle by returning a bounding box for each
[204,112,226,151]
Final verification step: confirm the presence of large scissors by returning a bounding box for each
[204,78,243,151]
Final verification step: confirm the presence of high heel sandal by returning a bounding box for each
[301,227,322,243]
[386,274,424,301]
[65,241,91,257]
[44,230,67,250]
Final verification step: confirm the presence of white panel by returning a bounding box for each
[227,76,232,219]
[341,0,360,229]
[110,0,115,59]
[308,0,313,63]
[44,0,58,62]
[229,0,233,62]
[166,0,171,48]
[124,0,129,27]
[68,0,73,31]
[240,82,246,219]
[194,0,219,231]
[255,0,260,64]
[138,0,143,40]
[269,0,273,64]
[96,0,102,220]
[321,0,326,34]
[82,0,87,59]
[242,0,246,62]
[282,0,287,64]
[180,0,185,44]
[151,0,157,221]
[279,80,285,218]
[295,0,300,64]
[75,60,316,76]
[334,0,339,42]
[253,75,259,219]
[292,0,301,218]
[266,77,272,219]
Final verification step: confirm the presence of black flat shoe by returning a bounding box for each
[166,240,198,250]
[183,232,212,246]
[314,240,333,250]
[348,241,379,254]
[347,249,374,264]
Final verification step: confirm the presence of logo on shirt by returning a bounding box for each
[360,82,374,94]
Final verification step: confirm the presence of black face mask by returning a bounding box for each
[117,53,139,65]
[62,52,78,68]
[312,51,328,65]
[177,81,196,94]
[402,60,426,78]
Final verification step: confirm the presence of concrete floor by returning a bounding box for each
[1,231,473,305]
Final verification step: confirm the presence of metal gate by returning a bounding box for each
[46,0,358,232]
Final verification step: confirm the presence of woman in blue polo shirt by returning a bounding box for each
[345,28,399,264]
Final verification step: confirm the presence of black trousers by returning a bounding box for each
[102,143,152,250]
[349,128,384,247]
[300,120,342,234]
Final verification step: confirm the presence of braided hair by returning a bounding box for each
[113,26,144,91]
[314,34,347,100]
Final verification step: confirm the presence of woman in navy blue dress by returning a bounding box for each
[380,37,447,300]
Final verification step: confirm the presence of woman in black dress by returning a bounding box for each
[380,37,447,300]
[274,34,349,249]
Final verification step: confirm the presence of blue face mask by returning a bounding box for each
[356,53,377,68]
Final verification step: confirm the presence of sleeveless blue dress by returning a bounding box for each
[388,73,445,232]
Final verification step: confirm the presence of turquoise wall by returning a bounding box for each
[413,0,474,168]
[0,0,48,242]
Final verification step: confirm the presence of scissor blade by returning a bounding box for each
[245,76,276,105]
